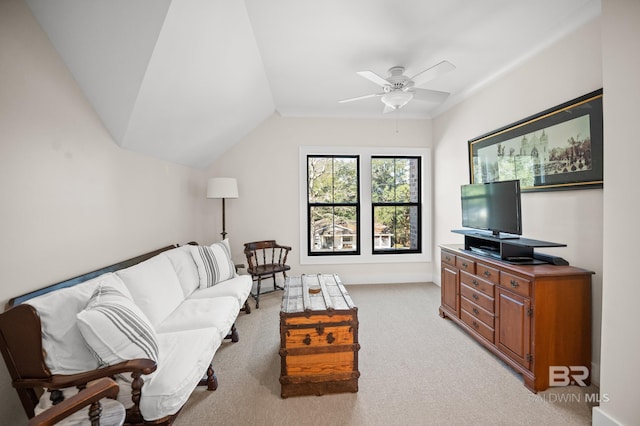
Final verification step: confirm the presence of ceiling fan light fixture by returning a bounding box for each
[381,91,414,109]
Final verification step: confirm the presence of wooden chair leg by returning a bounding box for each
[275,272,285,290]
[256,277,262,309]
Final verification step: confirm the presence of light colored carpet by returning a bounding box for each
[174,283,596,425]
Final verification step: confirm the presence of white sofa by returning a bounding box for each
[16,240,252,423]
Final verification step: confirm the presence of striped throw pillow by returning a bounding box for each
[191,240,236,289]
[77,282,159,366]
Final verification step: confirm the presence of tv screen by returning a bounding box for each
[461,180,522,238]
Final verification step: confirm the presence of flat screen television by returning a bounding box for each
[461,179,522,239]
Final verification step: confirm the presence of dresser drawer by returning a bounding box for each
[500,272,531,297]
[460,283,494,313]
[442,251,456,267]
[460,271,494,298]
[456,256,475,274]
[461,297,495,328]
[461,309,494,343]
[476,262,500,284]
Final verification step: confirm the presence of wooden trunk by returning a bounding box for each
[279,274,360,398]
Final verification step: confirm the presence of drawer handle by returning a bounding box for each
[302,334,311,345]
[472,321,479,329]
[510,279,520,288]
[326,332,335,344]
[472,279,479,287]
[484,270,491,277]
[462,262,468,268]
[445,255,451,261]
[473,308,480,315]
[472,294,479,301]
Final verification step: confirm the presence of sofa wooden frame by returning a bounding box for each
[0,243,232,425]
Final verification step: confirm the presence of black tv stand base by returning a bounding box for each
[452,229,566,263]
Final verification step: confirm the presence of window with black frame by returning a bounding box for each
[307,155,360,255]
[371,156,421,254]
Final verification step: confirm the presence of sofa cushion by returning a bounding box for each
[190,239,236,289]
[77,283,159,366]
[154,296,239,340]
[25,273,129,374]
[116,328,222,421]
[116,254,184,327]
[162,246,200,297]
[188,275,252,308]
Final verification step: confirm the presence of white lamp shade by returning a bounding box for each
[207,177,239,199]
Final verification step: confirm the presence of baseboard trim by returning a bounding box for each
[592,407,621,426]
[335,273,434,285]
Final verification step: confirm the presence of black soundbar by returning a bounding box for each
[533,252,569,266]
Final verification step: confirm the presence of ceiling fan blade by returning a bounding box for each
[338,93,383,103]
[410,88,450,103]
[356,70,390,87]
[410,60,456,87]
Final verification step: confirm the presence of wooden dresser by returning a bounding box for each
[279,274,360,398]
[440,244,592,392]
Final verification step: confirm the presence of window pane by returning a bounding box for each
[394,158,417,203]
[372,157,419,203]
[308,157,333,203]
[373,205,419,251]
[333,158,358,203]
[310,206,358,253]
[308,157,358,203]
[371,158,395,203]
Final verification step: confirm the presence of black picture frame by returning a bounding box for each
[468,89,603,192]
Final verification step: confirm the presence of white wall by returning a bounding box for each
[432,16,604,384]
[0,0,206,420]
[206,115,434,285]
[594,0,640,424]
[3,0,636,423]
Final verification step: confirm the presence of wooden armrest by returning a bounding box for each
[14,359,157,390]
[28,378,120,426]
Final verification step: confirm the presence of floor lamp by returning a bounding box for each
[207,177,239,239]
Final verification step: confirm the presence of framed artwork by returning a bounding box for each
[468,89,603,192]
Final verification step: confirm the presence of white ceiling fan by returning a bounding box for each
[339,60,455,113]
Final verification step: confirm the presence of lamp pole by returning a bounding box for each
[207,177,238,241]
[221,198,227,239]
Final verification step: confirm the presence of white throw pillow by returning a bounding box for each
[190,239,236,289]
[163,246,200,297]
[25,273,130,374]
[77,283,159,367]
[116,254,184,327]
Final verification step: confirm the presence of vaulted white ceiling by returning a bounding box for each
[26,0,601,169]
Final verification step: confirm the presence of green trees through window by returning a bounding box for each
[371,157,421,253]
[307,156,359,254]
[307,155,421,256]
